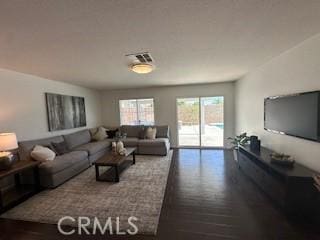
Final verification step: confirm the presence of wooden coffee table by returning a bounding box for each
[94,147,136,182]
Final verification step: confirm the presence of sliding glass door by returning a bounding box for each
[200,97,224,147]
[177,96,224,147]
[177,98,200,146]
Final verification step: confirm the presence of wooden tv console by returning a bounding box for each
[238,145,320,218]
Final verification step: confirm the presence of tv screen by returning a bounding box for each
[264,91,320,142]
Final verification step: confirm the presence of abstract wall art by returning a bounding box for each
[45,93,86,131]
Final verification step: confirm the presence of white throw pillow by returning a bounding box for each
[92,127,108,141]
[31,145,56,162]
[146,127,157,140]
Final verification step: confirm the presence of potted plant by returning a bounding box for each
[228,133,250,161]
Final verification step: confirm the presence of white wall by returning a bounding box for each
[236,34,320,172]
[101,82,235,147]
[0,68,102,141]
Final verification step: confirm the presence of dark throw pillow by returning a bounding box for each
[106,129,118,139]
[139,127,147,139]
[43,144,58,155]
[51,141,69,155]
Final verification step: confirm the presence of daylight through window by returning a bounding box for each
[119,98,154,125]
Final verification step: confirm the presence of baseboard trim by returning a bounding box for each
[171,146,231,150]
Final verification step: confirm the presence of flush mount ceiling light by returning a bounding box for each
[126,52,155,74]
[131,63,154,74]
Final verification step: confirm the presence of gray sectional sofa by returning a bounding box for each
[19,130,111,188]
[118,125,170,156]
[18,125,170,188]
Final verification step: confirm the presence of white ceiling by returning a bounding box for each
[1,0,320,90]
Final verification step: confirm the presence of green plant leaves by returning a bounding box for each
[228,132,250,147]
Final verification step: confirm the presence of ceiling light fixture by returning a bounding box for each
[131,63,154,74]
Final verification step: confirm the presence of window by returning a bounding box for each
[119,98,155,125]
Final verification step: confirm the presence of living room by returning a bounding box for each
[0,1,320,239]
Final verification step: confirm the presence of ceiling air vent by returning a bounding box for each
[125,52,154,64]
[125,52,155,74]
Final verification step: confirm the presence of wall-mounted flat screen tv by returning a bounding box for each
[264,91,320,142]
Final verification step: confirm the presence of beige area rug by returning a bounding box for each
[1,151,173,235]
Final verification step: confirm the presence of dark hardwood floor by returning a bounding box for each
[0,149,319,240]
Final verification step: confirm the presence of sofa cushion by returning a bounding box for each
[51,141,69,155]
[31,145,56,162]
[138,138,170,147]
[143,125,170,138]
[121,137,139,147]
[63,130,91,149]
[156,126,170,138]
[89,127,98,137]
[145,127,157,140]
[19,136,64,161]
[120,125,144,138]
[39,151,88,175]
[74,140,111,155]
[92,127,108,141]
[138,127,147,139]
[103,138,115,143]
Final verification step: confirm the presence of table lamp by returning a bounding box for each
[0,133,18,170]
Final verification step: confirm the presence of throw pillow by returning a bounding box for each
[89,127,98,136]
[106,129,118,139]
[42,144,57,154]
[51,141,69,155]
[139,127,147,139]
[145,127,157,140]
[31,145,56,162]
[92,127,108,141]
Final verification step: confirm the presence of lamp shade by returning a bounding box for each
[0,133,18,151]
